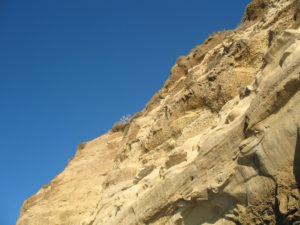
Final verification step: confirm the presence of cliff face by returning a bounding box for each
[17,0,300,224]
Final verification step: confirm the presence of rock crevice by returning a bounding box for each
[17,0,300,224]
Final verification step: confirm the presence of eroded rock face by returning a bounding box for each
[17,0,300,224]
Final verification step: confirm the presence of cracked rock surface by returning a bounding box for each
[17,0,300,224]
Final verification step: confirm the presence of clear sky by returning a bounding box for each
[0,0,251,224]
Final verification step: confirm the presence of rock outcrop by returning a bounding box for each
[17,0,300,224]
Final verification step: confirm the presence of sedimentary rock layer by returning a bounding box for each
[17,0,300,224]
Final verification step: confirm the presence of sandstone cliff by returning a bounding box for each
[17,0,300,224]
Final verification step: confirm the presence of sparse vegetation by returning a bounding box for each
[203,30,229,45]
[111,122,128,132]
[191,45,201,52]
[120,114,131,123]
[207,32,216,41]
[130,111,143,122]
[111,114,131,133]
[41,184,50,189]
[176,56,187,65]
[78,142,86,150]
[210,31,217,36]
[243,1,254,22]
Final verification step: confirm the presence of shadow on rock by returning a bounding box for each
[294,126,300,190]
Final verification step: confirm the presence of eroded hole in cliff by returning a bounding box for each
[208,76,216,82]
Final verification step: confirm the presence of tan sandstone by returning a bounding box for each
[17,0,300,224]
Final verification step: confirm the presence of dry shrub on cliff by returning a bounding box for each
[111,122,128,132]
[176,56,187,65]
[120,114,131,123]
[130,111,143,122]
[111,114,131,133]
[78,142,86,150]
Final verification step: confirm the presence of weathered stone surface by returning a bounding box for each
[17,0,300,224]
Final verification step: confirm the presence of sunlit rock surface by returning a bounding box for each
[17,0,300,224]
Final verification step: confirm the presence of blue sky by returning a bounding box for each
[0,0,251,224]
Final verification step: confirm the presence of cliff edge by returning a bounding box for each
[17,0,300,224]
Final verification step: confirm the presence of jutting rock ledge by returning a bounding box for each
[17,0,300,224]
